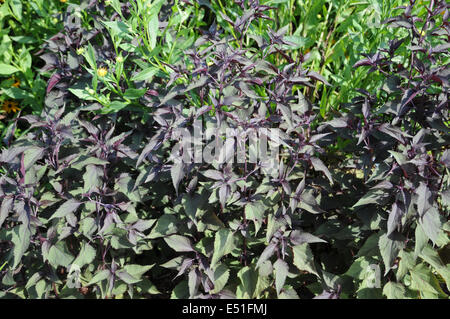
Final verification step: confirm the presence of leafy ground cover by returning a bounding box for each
[0,0,449,299]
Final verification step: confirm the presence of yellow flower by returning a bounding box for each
[2,100,20,114]
[60,0,67,3]
[76,47,85,55]
[12,79,20,88]
[97,67,108,77]
[8,76,20,88]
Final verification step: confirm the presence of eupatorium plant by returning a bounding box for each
[317,0,449,298]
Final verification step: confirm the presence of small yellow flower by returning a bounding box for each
[76,47,85,55]
[60,0,67,3]
[8,76,20,88]
[2,100,20,114]
[420,30,426,37]
[12,79,20,88]
[97,67,108,77]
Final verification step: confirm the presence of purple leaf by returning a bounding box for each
[46,73,62,94]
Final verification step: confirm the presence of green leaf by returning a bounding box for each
[103,21,133,40]
[83,43,97,71]
[147,15,159,50]
[148,215,178,239]
[182,193,205,222]
[0,196,13,228]
[135,279,161,295]
[72,242,96,268]
[124,264,154,279]
[414,223,428,257]
[25,272,42,290]
[164,235,195,252]
[282,35,308,49]
[237,266,258,298]
[0,63,19,75]
[146,0,164,49]
[123,88,147,100]
[279,286,300,299]
[298,190,324,214]
[378,233,405,275]
[382,282,406,299]
[352,189,389,208]
[356,233,381,258]
[50,199,82,220]
[310,157,333,184]
[117,270,140,284]
[188,269,199,297]
[83,164,102,193]
[10,36,36,44]
[131,67,158,82]
[29,279,48,299]
[356,287,383,299]
[388,150,408,165]
[273,258,289,296]
[11,225,31,269]
[23,147,45,170]
[245,201,266,234]
[409,263,442,297]
[8,0,22,20]
[68,88,96,101]
[419,245,450,291]
[211,264,230,294]
[292,243,319,276]
[87,269,111,286]
[441,189,450,207]
[255,275,271,298]
[70,156,108,169]
[171,162,184,193]
[104,101,129,113]
[419,207,443,245]
[416,182,432,216]
[81,217,97,239]
[186,75,208,92]
[256,242,277,269]
[345,256,371,280]
[397,250,415,281]
[3,87,33,99]
[171,280,189,299]
[211,228,235,268]
[48,242,74,268]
